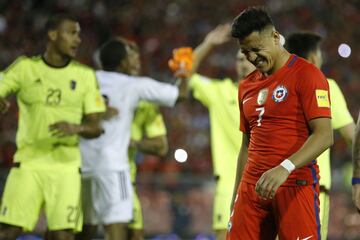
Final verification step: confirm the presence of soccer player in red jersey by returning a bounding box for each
[227,6,333,240]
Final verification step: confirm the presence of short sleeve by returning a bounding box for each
[83,69,106,114]
[131,102,167,141]
[144,104,167,138]
[238,81,250,133]
[189,74,216,106]
[328,79,354,129]
[136,77,179,107]
[0,57,25,97]
[296,65,331,121]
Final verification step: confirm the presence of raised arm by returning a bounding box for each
[352,111,360,212]
[192,24,231,73]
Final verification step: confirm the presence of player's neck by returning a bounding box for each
[266,50,291,76]
[43,48,71,68]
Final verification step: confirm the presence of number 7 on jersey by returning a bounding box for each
[256,107,265,126]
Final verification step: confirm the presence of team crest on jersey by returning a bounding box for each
[257,88,268,105]
[70,80,77,90]
[272,85,288,103]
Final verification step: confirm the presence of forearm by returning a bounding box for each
[78,122,103,139]
[233,147,248,193]
[192,41,215,73]
[288,130,333,169]
[79,113,104,139]
[339,122,355,147]
[353,119,360,177]
[133,136,168,157]
[176,77,189,101]
[231,134,249,205]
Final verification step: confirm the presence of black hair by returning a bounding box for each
[285,32,322,59]
[231,6,274,40]
[99,39,127,71]
[45,14,78,32]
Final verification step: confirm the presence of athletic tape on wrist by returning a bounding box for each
[352,177,360,185]
[280,159,295,173]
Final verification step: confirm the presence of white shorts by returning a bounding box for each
[81,170,133,225]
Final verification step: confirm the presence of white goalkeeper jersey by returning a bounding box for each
[80,70,179,172]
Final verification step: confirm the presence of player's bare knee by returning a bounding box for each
[49,229,74,240]
[215,230,227,240]
[0,224,22,240]
[129,229,144,240]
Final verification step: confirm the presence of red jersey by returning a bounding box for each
[238,55,331,186]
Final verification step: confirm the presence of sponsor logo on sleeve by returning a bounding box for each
[316,89,330,107]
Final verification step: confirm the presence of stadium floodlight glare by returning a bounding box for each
[174,148,188,163]
[338,43,351,58]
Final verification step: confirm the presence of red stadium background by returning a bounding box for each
[0,0,359,239]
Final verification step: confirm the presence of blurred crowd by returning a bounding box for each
[0,0,360,239]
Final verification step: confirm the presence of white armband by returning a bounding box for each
[280,159,295,173]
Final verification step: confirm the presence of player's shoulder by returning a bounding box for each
[12,55,38,65]
[326,78,337,86]
[292,55,321,75]
[191,73,223,83]
[69,60,94,73]
[326,78,343,95]
[96,70,143,93]
[96,70,132,83]
[3,55,39,73]
[240,70,261,86]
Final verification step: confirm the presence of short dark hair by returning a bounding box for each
[285,32,322,59]
[99,39,128,71]
[231,6,274,40]
[45,14,78,32]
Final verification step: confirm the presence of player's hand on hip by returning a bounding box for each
[0,97,10,114]
[255,165,290,200]
[352,184,360,213]
[49,121,81,137]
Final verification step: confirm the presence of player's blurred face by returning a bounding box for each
[125,45,141,76]
[312,47,323,68]
[53,20,81,58]
[236,50,256,79]
[239,29,280,74]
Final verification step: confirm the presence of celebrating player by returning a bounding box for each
[0,14,105,240]
[79,37,188,240]
[285,31,355,239]
[227,6,333,240]
[171,24,255,240]
[127,43,169,240]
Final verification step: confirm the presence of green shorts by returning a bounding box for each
[128,187,143,230]
[213,177,233,230]
[319,188,330,240]
[0,167,82,232]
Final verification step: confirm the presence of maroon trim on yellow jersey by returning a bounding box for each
[41,55,71,68]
